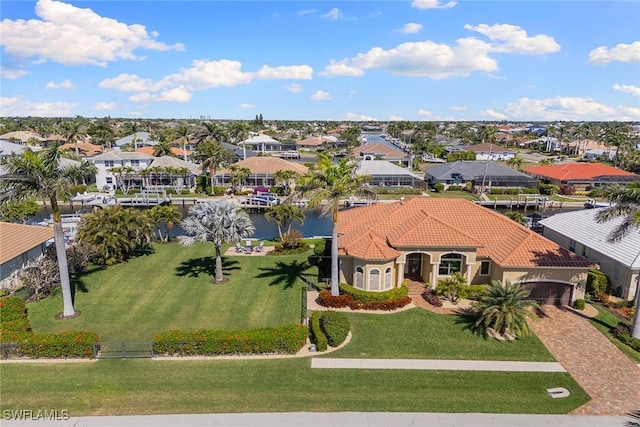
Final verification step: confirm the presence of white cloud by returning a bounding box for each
[411,0,457,10]
[464,23,560,55]
[98,73,157,92]
[500,96,640,121]
[449,105,467,111]
[239,103,255,109]
[480,109,508,120]
[285,83,302,93]
[1,67,28,79]
[400,23,423,34]
[310,90,331,100]
[45,79,73,89]
[417,109,432,116]
[321,8,344,20]
[0,95,75,116]
[297,9,317,16]
[343,112,377,121]
[588,41,640,64]
[128,111,143,117]
[321,60,365,77]
[388,115,405,121]
[0,0,184,67]
[94,102,117,110]
[613,84,640,97]
[254,65,313,80]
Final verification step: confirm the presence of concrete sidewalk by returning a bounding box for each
[311,358,566,372]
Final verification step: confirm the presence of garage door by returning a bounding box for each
[519,282,573,305]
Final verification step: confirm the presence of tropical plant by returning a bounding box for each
[61,119,84,156]
[472,280,539,338]
[123,121,141,150]
[173,123,191,161]
[272,169,298,195]
[437,272,468,303]
[17,250,60,300]
[194,140,227,193]
[0,199,39,223]
[228,165,251,192]
[264,204,305,241]
[504,210,528,226]
[293,154,372,296]
[178,201,255,283]
[0,143,94,317]
[77,206,154,265]
[506,156,524,170]
[152,140,174,157]
[146,205,182,242]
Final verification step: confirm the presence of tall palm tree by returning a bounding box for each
[596,182,640,338]
[178,201,255,283]
[0,144,94,317]
[174,123,191,162]
[153,140,174,157]
[294,154,372,296]
[146,205,182,242]
[472,280,539,338]
[124,121,141,151]
[228,122,250,159]
[272,169,298,196]
[264,204,305,241]
[61,120,83,156]
[195,140,226,192]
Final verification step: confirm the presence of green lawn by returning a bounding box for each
[425,190,479,201]
[588,304,640,363]
[327,309,556,361]
[27,242,314,341]
[0,359,589,415]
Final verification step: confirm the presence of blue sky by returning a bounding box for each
[1,0,639,121]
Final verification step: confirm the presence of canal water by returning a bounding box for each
[31,203,333,240]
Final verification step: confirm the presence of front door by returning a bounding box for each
[404,253,422,277]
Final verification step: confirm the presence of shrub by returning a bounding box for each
[489,188,505,195]
[447,185,464,191]
[312,239,327,258]
[374,187,423,195]
[20,331,99,359]
[213,186,226,196]
[434,183,445,192]
[573,299,585,310]
[153,324,307,356]
[612,323,640,352]
[339,283,408,303]
[436,272,468,303]
[319,311,349,347]
[309,312,328,352]
[467,284,489,300]
[559,184,576,195]
[587,269,611,296]
[539,184,559,195]
[318,289,411,311]
[506,188,520,195]
[69,184,87,195]
[522,187,537,194]
[422,288,442,307]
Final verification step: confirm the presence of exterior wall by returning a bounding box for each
[492,265,588,303]
[94,158,155,190]
[398,248,477,289]
[339,257,397,291]
[0,243,50,282]
[543,227,637,300]
[338,256,354,285]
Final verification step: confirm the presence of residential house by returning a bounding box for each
[464,143,515,161]
[338,198,591,305]
[59,142,103,157]
[524,163,640,191]
[114,132,158,150]
[240,135,284,154]
[538,209,640,300]
[136,146,191,159]
[214,157,308,188]
[145,156,201,192]
[425,161,537,190]
[563,139,615,159]
[295,135,336,151]
[352,143,410,166]
[0,222,53,286]
[92,152,154,191]
[0,131,44,145]
[356,160,426,188]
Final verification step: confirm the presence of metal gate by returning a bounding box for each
[93,342,154,359]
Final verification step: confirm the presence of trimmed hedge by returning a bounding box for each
[613,323,640,352]
[0,296,99,359]
[573,299,586,310]
[319,289,411,311]
[339,283,408,303]
[309,312,328,352]
[153,324,307,356]
[319,311,349,347]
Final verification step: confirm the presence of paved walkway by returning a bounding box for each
[529,305,640,416]
[312,358,566,372]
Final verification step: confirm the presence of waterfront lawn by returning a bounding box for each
[588,304,640,363]
[426,190,479,201]
[0,359,589,415]
[327,309,556,361]
[26,242,314,341]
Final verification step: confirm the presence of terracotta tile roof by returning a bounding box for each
[216,157,308,176]
[342,231,400,261]
[136,146,191,157]
[352,143,407,159]
[0,222,54,264]
[59,142,103,157]
[524,163,640,181]
[338,198,591,267]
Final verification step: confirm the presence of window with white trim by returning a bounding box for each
[369,269,380,291]
[439,253,463,276]
[354,266,364,290]
[384,267,392,290]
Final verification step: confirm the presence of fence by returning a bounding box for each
[93,341,154,359]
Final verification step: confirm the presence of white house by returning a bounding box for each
[539,209,640,301]
[92,152,154,191]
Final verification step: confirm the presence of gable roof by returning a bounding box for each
[0,222,53,264]
[352,143,407,159]
[338,198,590,267]
[425,161,534,181]
[464,143,514,154]
[524,163,640,182]
[136,146,191,157]
[59,142,103,157]
[539,209,640,269]
[148,156,201,175]
[356,160,423,179]
[215,157,308,175]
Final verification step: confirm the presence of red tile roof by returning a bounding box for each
[136,146,190,157]
[338,198,590,267]
[524,162,640,181]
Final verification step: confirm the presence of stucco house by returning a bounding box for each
[464,143,515,161]
[539,208,640,301]
[352,143,410,166]
[92,152,154,191]
[524,163,640,192]
[337,198,592,305]
[214,157,308,188]
[425,161,537,190]
[0,222,54,286]
[356,160,426,188]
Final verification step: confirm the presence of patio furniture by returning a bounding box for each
[235,243,243,253]
[255,241,264,253]
[245,240,253,253]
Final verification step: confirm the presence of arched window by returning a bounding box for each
[369,269,380,291]
[439,253,463,275]
[384,267,392,290]
[354,266,364,289]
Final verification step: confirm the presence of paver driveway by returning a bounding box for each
[529,305,640,415]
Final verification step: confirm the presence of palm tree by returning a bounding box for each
[61,120,83,156]
[178,201,255,283]
[294,154,372,296]
[472,280,539,338]
[264,204,305,241]
[174,124,191,162]
[228,165,251,192]
[272,169,298,196]
[228,121,250,159]
[504,210,528,226]
[195,140,226,193]
[596,182,640,338]
[124,121,141,151]
[153,140,174,157]
[146,205,182,242]
[0,143,95,317]
[506,156,524,170]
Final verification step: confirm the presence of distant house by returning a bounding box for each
[425,161,537,190]
[136,146,191,159]
[92,152,154,191]
[240,135,283,153]
[352,143,410,166]
[0,131,44,145]
[145,156,201,191]
[356,160,426,188]
[524,163,640,191]
[59,142,103,157]
[0,222,53,285]
[114,132,158,150]
[539,209,640,301]
[295,135,336,150]
[338,198,591,304]
[563,139,615,158]
[214,157,308,188]
[464,143,515,161]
